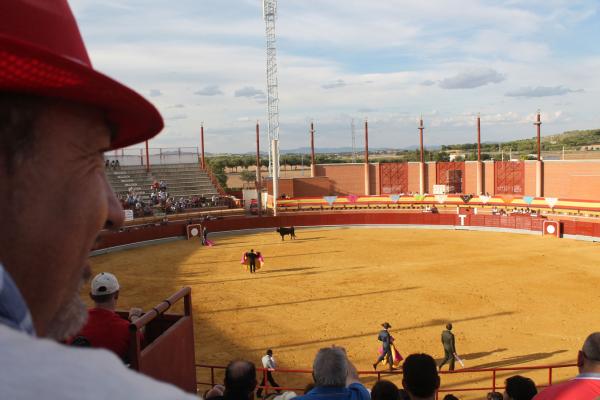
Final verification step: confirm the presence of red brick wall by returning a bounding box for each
[544,161,600,199]
[408,162,420,193]
[293,177,331,197]
[315,164,365,195]
[464,162,478,194]
[524,161,537,197]
[426,162,436,193]
[484,161,494,195]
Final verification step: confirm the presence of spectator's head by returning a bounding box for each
[372,380,400,400]
[267,349,273,356]
[312,347,348,388]
[89,272,120,308]
[578,332,600,373]
[442,395,459,400]
[398,389,411,400]
[223,360,257,400]
[0,0,162,341]
[446,323,452,330]
[487,392,503,400]
[503,375,537,400]
[402,353,440,400]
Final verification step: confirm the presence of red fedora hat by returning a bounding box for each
[0,0,163,149]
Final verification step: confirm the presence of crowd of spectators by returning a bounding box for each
[117,180,229,218]
[105,159,121,170]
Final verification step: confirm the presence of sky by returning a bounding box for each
[70,0,600,153]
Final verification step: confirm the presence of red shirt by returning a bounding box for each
[76,308,132,360]
[534,374,600,400]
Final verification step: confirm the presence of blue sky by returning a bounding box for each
[70,0,600,153]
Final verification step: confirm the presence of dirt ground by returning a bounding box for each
[90,227,600,399]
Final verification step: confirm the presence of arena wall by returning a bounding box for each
[314,164,365,195]
[543,161,600,199]
[279,160,600,200]
[524,161,537,197]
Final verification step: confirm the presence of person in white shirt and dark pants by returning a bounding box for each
[257,349,281,398]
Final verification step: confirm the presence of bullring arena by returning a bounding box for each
[91,209,600,399]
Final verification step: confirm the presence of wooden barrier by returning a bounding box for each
[94,210,600,251]
[128,287,197,393]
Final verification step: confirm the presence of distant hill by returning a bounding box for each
[442,128,600,153]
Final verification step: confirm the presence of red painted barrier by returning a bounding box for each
[95,212,563,251]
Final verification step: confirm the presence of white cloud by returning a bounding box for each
[149,89,162,97]
[321,79,346,89]
[439,69,506,89]
[194,85,223,96]
[505,86,583,98]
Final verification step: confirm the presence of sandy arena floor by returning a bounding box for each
[90,227,600,398]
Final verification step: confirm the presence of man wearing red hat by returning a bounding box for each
[0,1,197,398]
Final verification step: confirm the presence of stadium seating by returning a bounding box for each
[106,163,220,201]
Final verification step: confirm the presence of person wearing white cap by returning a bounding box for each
[71,272,143,362]
[0,0,198,398]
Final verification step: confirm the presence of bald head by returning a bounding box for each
[224,360,257,400]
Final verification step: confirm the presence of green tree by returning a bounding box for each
[240,170,256,185]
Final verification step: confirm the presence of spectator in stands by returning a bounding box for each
[293,346,369,400]
[504,375,537,400]
[0,1,197,398]
[442,395,459,400]
[206,360,257,400]
[159,180,167,191]
[487,392,503,400]
[114,159,120,169]
[534,332,600,399]
[105,159,110,169]
[371,380,400,400]
[71,273,143,362]
[402,353,440,400]
[398,389,410,400]
[257,349,281,398]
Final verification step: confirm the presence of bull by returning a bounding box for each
[276,226,296,241]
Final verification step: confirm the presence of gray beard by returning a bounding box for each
[45,280,88,341]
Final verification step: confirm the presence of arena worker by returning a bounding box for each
[0,1,199,398]
[71,272,144,363]
[534,332,600,399]
[293,346,370,400]
[438,323,457,371]
[256,348,281,398]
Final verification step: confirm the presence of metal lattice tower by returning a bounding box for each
[263,0,280,178]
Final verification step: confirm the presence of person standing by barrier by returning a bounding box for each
[438,323,457,371]
[373,322,394,371]
[256,349,281,398]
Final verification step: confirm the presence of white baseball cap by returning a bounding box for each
[91,272,120,296]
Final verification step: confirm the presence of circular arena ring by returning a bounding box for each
[91,211,599,399]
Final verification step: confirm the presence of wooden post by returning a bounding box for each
[256,121,262,217]
[364,119,370,195]
[418,116,425,194]
[200,123,205,169]
[310,121,316,177]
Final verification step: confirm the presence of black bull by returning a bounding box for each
[276,226,296,241]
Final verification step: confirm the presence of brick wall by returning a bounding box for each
[544,161,600,199]
[314,164,366,195]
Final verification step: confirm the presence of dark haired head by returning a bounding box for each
[267,349,273,356]
[224,360,257,400]
[398,389,410,400]
[372,380,400,400]
[443,395,459,400]
[505,375,537,400]
[446,323,452,330]
[402,353,440,399]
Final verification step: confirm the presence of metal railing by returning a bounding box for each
[105,147,200,166]
[195,363,577,398]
